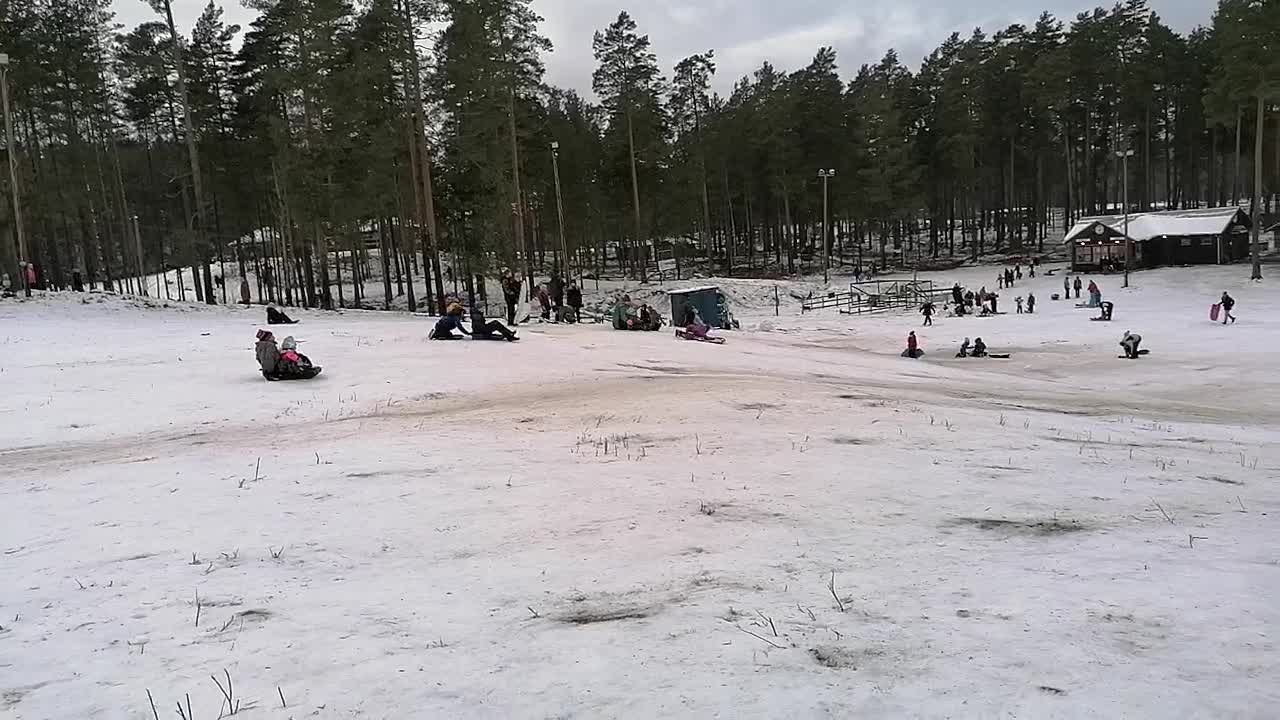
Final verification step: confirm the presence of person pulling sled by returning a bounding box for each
[1218,292,1236,324]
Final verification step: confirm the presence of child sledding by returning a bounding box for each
[266,305,298,325]
[255,330,321,380]
[675,307,725,344]
[612,296,664,331]
[955,336,1010,359]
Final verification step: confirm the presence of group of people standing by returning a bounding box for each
[942,282,1034,320]
[995,262,1033,291]
[501,269,583,325]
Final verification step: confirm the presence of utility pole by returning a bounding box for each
[818,169,836,284]
[0,53,29,297]
[551,141,568,276]
[1115,149,1134,287]
[1249,93,1263,280]
[133,214,146,296]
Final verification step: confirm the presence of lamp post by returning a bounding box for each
[817,169,836,284]
[133,214,146,296]
[550,141,568,277]
[1115,148,1134,288]
[0,52,29,297]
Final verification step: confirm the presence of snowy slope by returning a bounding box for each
[1,264,1278,719]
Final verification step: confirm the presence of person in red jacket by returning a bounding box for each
[903,330,923,358]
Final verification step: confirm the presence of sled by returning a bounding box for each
[266,366,322,381]
[1117,350,1150,359]
[1090,317,1112,321]
[675,329,725,344]
[1210,303,1221,322]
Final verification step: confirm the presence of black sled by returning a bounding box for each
[267,307,299,325]
[264,366,322,381]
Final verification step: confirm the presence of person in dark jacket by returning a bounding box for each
[971,337,988,358]
[500,269,522,325]
[951,283,963,306]
[266,305,297,324]
[920,301,935,326]
[566,282,583,323]
[256,330,281,377]
[429,303,471,340]
[1220,291,1236,324]
[1026,292,1036,314]
[549,273,566,312]
[469,305,519,341]
[1073,276,1083,299]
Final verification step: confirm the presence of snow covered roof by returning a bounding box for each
[1265,221,1280,234]
[668,285,721,295]
[1064,207,1249,245]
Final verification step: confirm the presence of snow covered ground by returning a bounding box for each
[2,263,1279,718]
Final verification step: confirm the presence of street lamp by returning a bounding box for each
[133,214,146,296]
[550,141,568,279]
[0,52,29,297]
[817,169,836,284]
[1115,148,1134,288]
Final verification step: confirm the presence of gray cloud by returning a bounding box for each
[112,0,1212,98]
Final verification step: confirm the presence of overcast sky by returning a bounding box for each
[113,0,1212,97]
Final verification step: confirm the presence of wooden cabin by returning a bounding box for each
[1065,207,1252,272]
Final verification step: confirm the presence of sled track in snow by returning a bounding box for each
[3,363,1274,474]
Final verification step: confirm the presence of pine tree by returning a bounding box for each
[1209,0,1280,278]
[592,11,665,281]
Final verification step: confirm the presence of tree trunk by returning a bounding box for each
[378,217,393,309]
[1233,105,1243,206]
[159,0,214,304]
[1250,93,1263,280]
[507,87,532,298]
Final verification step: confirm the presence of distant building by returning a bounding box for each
[1065,207,1252,273]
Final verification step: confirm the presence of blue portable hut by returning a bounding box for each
[669,286,728,328]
